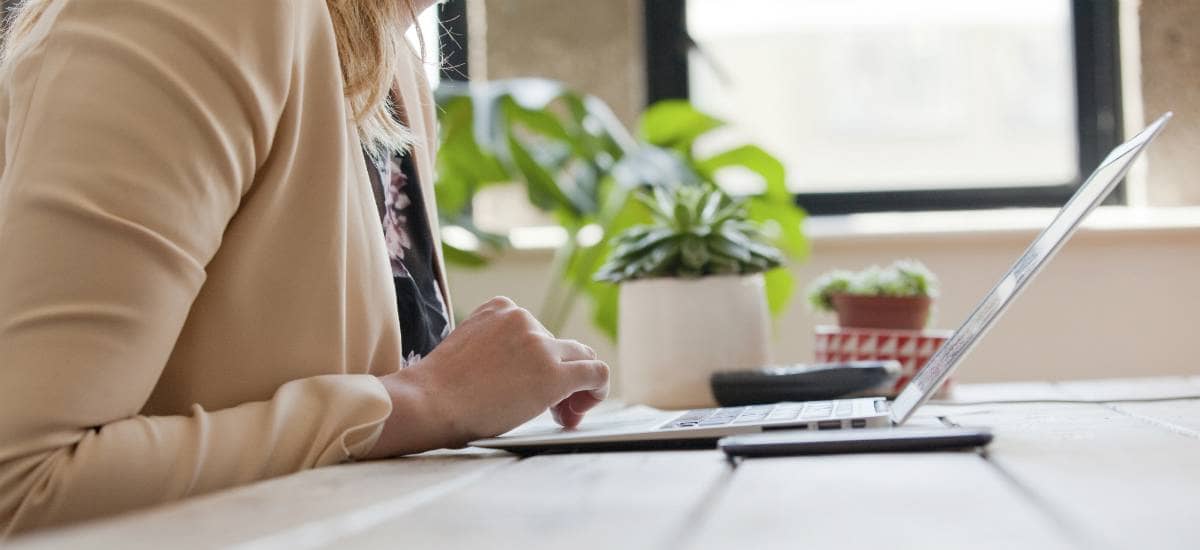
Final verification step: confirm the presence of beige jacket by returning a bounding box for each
[0,0,449,535]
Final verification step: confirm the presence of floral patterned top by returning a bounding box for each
[364,149,450,364]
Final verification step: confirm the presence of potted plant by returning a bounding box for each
[807,260,953,397]
[806,260,939,330]
[594,185,785,408]
[433,79,808,340]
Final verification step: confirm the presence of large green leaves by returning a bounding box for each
[432,79,809,341]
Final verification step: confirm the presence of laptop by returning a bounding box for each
[470,113,1173,455]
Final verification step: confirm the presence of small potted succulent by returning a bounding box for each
[807,260,951,397]
[806,260,939,330]
[596,185,784,408]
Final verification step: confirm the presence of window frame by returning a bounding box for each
[644,0,1125,215]
[437,0,471,83]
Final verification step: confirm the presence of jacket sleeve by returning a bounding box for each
[0,0,391,535]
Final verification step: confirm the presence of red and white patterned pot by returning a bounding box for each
[814,325,955,398]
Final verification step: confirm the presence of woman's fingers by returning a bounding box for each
[561,359,609,395]
[470,296,511,316]
[552,338,597,362]
[552,390,605,429]
[551,358,609,428]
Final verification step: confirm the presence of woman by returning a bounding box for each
[0,0,609,536]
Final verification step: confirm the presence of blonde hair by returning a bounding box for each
[1,0,420,157]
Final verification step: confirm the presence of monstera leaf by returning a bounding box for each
[433,79,807,339]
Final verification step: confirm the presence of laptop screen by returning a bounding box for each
[889,113,1173,425]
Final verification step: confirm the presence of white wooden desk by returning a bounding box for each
[11,377,1200,550]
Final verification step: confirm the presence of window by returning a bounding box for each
[433,0,471,83]
[410,6,445,86]
[645,0,1123,214]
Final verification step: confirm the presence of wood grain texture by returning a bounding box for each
[683,452,1076,550]
[1059,377,1200,438]
[9,379,1200,549]
[9,450,514,550]
[1057,376,1200,401]
[331,450,734,550]
[940,381,1200,550]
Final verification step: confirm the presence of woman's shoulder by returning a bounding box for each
[0,0,348,191]
[1,0,343,132]
[9,0,337,82]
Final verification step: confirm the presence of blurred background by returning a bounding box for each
[424,0,1200,384]
[5,0,1193,384]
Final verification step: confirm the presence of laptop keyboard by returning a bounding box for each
[661,400,856,430]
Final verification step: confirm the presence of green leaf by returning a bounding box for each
[709,200,746,228]
[746,198,808,260]
[806,271,852,312]
[435,96,511,215]
[715,224,754,249]
[700,189,724,221]
[680,236,709,269]
[589,281,620,340]
[673,200,691,230]
[652,186,675,219]
[468,79,568,154]
[629,227,678,251]
[505,124,582,217]
[609,147,698,190]
[707,234,753,263]
[607,242,655,266]
[632,244,673,277]
[440,243,490,268]
[696,144,789,202]
[746,240,785,264]
[640,100,726,153]
[709,256,740,275]
[764,267,796,317]
[504,99,573,143]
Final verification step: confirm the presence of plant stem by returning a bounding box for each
[538,231,578,333]
[546,238,610,333]
[548,282,582,335]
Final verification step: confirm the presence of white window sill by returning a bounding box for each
[805,205,1200,244]
[444,206,1200,254]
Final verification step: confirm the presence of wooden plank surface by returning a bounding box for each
[10,450,515,550]
[683,450,1077,550]
[9,378,1200,549]
[1060,376,1200,437]
[932,379,1200,550]
[329,450,734,550]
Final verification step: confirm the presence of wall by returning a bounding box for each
[475,0,645,127]
[447,212,1200,386]
[1139,0,1200,205]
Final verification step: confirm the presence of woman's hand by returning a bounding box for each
[365,297,610,458]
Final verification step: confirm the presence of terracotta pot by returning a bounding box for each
[831,294,931,330]
[618,273,771,409]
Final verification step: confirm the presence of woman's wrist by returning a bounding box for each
[362,364,467,459]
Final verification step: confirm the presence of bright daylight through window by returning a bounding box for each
[686,0,1079,194]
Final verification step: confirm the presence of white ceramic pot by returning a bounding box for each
[617,273,772,409]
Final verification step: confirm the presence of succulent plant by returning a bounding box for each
[594,185,784,283]
[806,260,940,313]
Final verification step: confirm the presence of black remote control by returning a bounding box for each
[709,360,901,406]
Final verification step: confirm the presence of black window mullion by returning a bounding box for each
[644,0,690,104]
[438,0,471,82]
[1073,0,1125,204]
